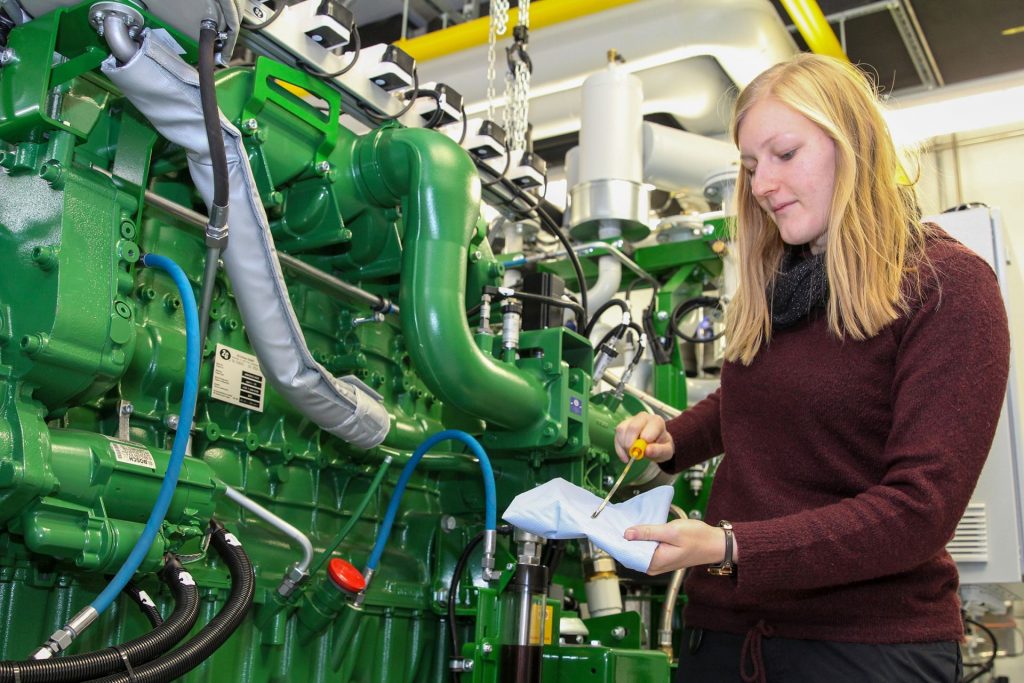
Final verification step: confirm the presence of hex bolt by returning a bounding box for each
[315,160,330,175]
[611,626,627,640]
[656,310,669,321]
[165,414,180,430]
[120,403,134,415]
[602,475,615,488]
[243,118,258,131]
[481,643,493,654]
[440,515,457,532]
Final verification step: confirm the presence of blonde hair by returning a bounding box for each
[725,53,927,364]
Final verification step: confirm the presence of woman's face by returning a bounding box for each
[737,98,837,247]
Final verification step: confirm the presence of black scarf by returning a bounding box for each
[769,247,829,329]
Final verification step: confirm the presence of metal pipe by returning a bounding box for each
[139,187,397,314]
[518,241,658,289]
[102,13,140,64]
[657,504,687,658]
[394,0,641,62]
[602,370,681,419]
[222,484,313,596]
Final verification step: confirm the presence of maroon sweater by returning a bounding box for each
[661,231,1010,643]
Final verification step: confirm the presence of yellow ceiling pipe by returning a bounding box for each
[780,0,911,182]
[780,0,847,61]
[394,0,641,63]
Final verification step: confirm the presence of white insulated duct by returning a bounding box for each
[102,30,390,449]
[418,0,797,140]
[641,122,739,193]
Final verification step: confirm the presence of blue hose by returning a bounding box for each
[366,430,496,571]
[89,253,201,616]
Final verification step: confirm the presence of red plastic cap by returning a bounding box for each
[327,558,366,593]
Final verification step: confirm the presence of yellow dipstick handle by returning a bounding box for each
[629,439,647,460]
[591,439,648,519]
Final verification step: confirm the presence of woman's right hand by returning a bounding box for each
[613,413,674,465]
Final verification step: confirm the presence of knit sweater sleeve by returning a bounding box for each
[731,250,1009,596]
[659,388,725,474]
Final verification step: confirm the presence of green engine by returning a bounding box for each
[0,2,728,681]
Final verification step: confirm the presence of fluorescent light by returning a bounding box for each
[884,70,1024,145]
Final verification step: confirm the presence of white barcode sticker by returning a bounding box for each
[111,442,156,469]
[211,344,265,412]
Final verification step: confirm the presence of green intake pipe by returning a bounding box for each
[354,128,546,430]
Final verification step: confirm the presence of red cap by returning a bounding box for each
[327,558,366,593]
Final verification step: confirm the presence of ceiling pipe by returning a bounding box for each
[780,0,847,60]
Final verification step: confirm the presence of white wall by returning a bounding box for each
[915,122,1024,259]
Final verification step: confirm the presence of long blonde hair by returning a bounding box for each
[725,54,927,364]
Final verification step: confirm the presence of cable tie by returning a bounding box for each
[113,645,137,682]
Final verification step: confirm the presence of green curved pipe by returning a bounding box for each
[354,127,546,430]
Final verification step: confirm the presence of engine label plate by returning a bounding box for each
[212,344,266,412]
[111,442,157,469]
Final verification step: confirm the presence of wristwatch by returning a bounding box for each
[707,520,734,576]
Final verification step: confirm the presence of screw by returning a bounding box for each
[482,643,493,654]
[0,48,16,66]
[656,310,669,321]
[611,626,627,640]
[602,475,615,488]
[440,515,457,532]
[166,414,180,430]
[120,403,134,415]
[463,660,474,671]
[316,160,330,175]
[244,118,258,131]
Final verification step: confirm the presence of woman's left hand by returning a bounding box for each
[624,518,735,575]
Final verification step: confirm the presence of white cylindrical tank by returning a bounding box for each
[578,63,644,184]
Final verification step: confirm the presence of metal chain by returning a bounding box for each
[487,0,510,122]
[505,0,530,151]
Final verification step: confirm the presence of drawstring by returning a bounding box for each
[740,619,774,683]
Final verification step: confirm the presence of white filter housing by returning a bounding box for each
[579,64,644,184]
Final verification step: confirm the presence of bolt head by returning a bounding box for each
[656,310,669,321]
[482,643,493,654]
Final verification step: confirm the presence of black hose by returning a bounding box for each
[448,530,485,683]
[92,522,255,683]
[197,25,228,220]
[480,139,512,189]
[447,525,511,683]
[0,556,199,683]
[962,617,998,683]
[670,296,725,344]
[583,298,630,338]
[122,578,163,628]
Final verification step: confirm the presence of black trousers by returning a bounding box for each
[677,627,962,683]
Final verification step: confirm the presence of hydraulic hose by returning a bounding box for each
[122,578,163,628]
[92,522,255,683]
[30,253,200,659]
[583,298,630,338]
[197,22,229,351]
[0,557,200,682]
[362,431,497,597]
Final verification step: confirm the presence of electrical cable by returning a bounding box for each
[298,26,361,79]
[963,617,999,683]
[456,105,468,145]
[358,70,420,122]
[484,285,586,328]
[583,298,630,338]
[0,556,199,683]
[241,0,284,30]
[447,525,512,683]
[92,522,255,683]
[670,296,725,344]
[480,138,512,189]
[490,174,589,328]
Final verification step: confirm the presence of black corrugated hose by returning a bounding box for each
[0,555,199,683]
[122,578,163,628]
[90,521,254,683]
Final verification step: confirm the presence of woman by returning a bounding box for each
[615,53,1009,682]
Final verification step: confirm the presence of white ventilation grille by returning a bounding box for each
[948,503,989,563]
